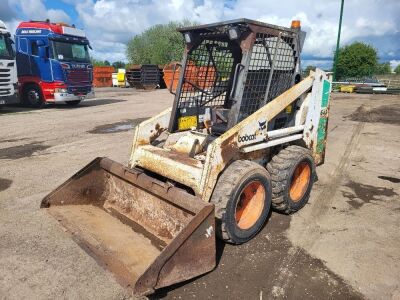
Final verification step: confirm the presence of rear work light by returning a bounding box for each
[184,32,193,44]
[291,20,301,28]
[228,27,240,40]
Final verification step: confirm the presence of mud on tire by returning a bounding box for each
[210,160,272,244]
[267,145,316,214]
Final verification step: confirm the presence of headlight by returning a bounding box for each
[55,88,68,93]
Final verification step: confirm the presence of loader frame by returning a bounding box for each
[129,68,332,202]
[41,18,332,295]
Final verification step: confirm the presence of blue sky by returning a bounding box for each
[1,0,399,70]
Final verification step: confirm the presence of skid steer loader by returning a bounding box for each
[41,19,332,295]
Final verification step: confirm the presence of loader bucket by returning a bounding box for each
[41,157,216,295]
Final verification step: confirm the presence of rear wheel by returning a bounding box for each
[65,100,81,106]
[23,84,44,108]
[267,145,316,214]
[211,160,272,244]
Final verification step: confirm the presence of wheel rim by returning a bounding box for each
[28,90,40,104]
[289,161,311,202]
[235,181,265,230]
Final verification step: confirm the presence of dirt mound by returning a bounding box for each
[348,105,400,125]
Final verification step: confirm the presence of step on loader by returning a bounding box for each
[41,18,332,295]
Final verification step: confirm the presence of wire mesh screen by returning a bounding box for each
[239,33,296,120]
[177,39,235,109]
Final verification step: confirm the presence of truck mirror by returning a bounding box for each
[38,46,47,59]
[36,40,45,46]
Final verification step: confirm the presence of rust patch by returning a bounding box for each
[220,134,238,164]
[149,123,166,143]
[147,147,202,168]
[41,157,216,295]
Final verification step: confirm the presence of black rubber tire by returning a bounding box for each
[267,145,316,214]
[210,160,272,244]
[23,84,44,108]
[65,100,81,106]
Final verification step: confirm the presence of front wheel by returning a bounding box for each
[211,160,272,244]
[23,84,44,108]
[65,100,81,106]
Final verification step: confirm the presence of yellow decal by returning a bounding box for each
[178,116,197,130]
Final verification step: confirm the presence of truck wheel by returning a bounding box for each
[267,145,316,214]
[211,160,272,244]
[65,100,81,106]
[23,84,44,108]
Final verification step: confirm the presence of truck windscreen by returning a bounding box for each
[52,40,90,63]
[0,34,14,60]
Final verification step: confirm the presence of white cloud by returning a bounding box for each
[72,0,399,63]
[2,0,71,36]
[390,60,400,71]
[2,0,400,66]
[9,0,71,23]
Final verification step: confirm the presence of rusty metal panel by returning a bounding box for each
[131,145,204,194]
[129,107,171,161]
[41,157,215,295]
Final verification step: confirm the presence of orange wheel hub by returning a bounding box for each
[289,162,311,202]
[235,181,265,230]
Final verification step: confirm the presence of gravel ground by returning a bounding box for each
[0,88,399,299]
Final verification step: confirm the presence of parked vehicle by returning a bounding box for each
[15,20,94,107]
[0,20,18,107]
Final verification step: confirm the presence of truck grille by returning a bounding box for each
[0,68,12,96]
[68,86,91,95]
[66,69,91,85]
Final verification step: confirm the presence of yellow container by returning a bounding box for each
[340,85,356,93]
[117,69,126,87]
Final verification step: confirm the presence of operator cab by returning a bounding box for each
[168,19,305,137]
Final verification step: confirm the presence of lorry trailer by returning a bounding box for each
[0,20,18,107]
[15,20,94,107]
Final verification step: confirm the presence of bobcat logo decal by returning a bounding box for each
[258,120,267,131]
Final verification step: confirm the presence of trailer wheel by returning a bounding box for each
[211,160,272,244]
[65,100,81,106]
[23,84,44,108]
[267,145,316,214]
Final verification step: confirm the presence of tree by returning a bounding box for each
[303,65,316,76]
[394,64,400,74]
[112,61,126,69]
[335,42,378,79]
[375,62,391,75]
[126,20,197,65]
[91,58,111,67]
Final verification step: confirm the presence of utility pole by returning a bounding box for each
[332,0,344,81]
